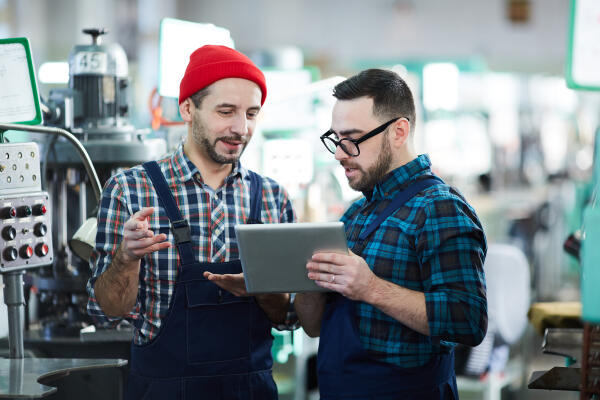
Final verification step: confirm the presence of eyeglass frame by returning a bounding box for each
[320,117,408,157]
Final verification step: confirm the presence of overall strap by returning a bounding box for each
[247,170,263,224]
[143,161,196,265]
[358,176,444,241]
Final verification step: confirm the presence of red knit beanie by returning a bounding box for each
[178,45,267,105]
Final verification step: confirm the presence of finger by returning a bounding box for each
[124,228,156,241]
[311,252,347,265]
[307,261,337,275]
[129,241,171,258]
[308,271,334,283]
[314,279,344,291]
[127,234,169,250]
[124,216,152,232]
[133,207,155,221]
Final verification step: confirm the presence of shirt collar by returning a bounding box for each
[170,142,246,184]
[367,154,432,201]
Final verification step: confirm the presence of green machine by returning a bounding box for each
[566,0,600,324]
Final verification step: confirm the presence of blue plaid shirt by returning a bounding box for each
[87,144,296,345]
[342,154,487,367]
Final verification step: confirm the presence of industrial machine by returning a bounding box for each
[25,28,166,339]
[527,0,600,397]
[0,36,127,399]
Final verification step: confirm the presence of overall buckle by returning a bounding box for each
[171,219,191,244]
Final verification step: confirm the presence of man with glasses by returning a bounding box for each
[295,69,487,399]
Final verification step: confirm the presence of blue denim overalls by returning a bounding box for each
[126,161,277,399]
[318,177,459,400]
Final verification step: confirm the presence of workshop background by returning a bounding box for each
[0,0,599,399]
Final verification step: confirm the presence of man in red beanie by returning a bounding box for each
[87,45,296,399]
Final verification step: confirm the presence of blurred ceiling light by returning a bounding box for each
[158,18,234,98]
[38,62,69,84]
[391,64,408,78]
[423,62,459,111]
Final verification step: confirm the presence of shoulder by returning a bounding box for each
[247,170,287,197]
[341,197,366,223]
[414,182,483,230]
[106,155,173,189]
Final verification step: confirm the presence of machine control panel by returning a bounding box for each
[0,142,53,272]
[0,193,53,272]
[0,143,42,195]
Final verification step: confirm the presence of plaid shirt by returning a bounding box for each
[342,154,487,368]
[87,143,296,345]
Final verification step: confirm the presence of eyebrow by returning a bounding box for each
[215,103,261,111]
[333,128,364,137]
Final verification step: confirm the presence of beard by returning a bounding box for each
[342,134,393,192]
[191,113,248,164]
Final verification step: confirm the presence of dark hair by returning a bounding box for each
[189,86,211,108]
[333,69,416,132]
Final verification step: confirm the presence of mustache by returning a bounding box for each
[341,161,360,170]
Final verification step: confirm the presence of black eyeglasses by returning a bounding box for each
[320,117,406,157]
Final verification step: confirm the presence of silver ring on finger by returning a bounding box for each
[330,274,335,283]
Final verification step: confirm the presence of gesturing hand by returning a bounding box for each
[306,249,377,302]
[119,207,171,263]
[203,272,248,297]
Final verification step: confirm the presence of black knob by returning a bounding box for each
[2,207,16,219]
[2,226,16,241]
[33,204,47,216]
[3,247,18,261]
[82,28,108,45]
[20,245,33,259]
[18,205,32,217]
[34,223,47,237]
[36,243,49,257]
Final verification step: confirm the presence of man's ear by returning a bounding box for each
[390,118,411,148]
[179,99,194,123]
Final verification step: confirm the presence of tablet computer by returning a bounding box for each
[235,222,348,294]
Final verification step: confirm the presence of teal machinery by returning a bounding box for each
[565,0,600,395]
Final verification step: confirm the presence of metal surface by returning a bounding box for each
[2,272,24,359]
[0,142,41,194]
[50,138,167,166]
[542,328,584,361]
[0,123,102,202]
[528,367,581,391]
[0,357,127,398]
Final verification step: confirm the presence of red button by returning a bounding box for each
[34,204,47,215]
[36,243,49,257]
[20,245,33,259]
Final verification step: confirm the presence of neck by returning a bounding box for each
[388,145,418,174]
[183,140,233,190]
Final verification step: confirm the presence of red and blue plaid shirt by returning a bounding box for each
[343,154,487,367]
[87,144,296,345]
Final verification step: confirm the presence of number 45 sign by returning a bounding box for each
[71,51,108,75]
[566,0,600,90]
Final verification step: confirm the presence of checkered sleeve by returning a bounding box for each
[418,192,488,346]
[86,174,141,326]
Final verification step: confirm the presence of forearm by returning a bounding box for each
[255,293,290,324]
[294,292,326,337]
[365,277,430,336]
[94,246,140,317]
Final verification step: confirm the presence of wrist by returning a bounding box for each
[362,275,381,305]
[114,246,140,272]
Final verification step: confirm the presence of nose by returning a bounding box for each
[334,144,349,162]
[231,113,251,136]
